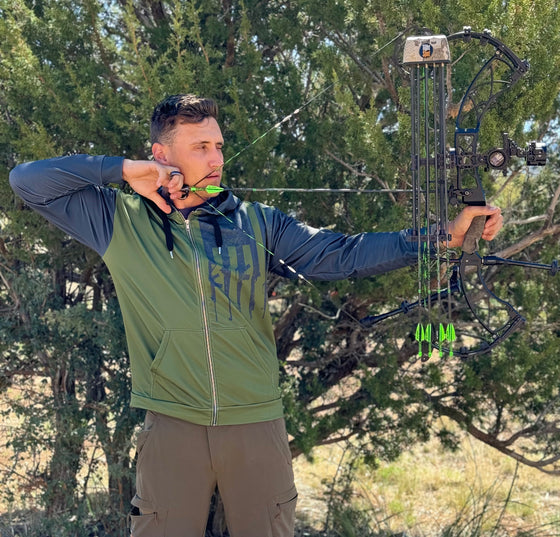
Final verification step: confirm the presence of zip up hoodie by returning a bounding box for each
[10,155,421,426]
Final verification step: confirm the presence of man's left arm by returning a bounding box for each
[262,205,503,281]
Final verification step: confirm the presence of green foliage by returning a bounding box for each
[1,0,560,533]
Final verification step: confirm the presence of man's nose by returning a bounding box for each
[209,151,223,169]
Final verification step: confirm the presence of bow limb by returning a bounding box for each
[441,29,529,354]
[447,27,529,249]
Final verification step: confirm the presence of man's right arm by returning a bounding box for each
[9,155,124,256]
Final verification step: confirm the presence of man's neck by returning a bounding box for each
[174,192,218,210]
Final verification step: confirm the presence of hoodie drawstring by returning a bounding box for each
[162,210,174,258]
[145,199,223,258]
[212,221,223,255]
[144,200,175,258]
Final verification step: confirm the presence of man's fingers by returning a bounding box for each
[158,168,184,194]
[447,205,504,248]
[482,216,503,240]
[169,170,183,188]
[148,192,172,214]
[480,206,503,240]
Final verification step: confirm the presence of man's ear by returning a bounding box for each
[152,142,168,164]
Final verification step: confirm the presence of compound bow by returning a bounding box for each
[363,27,556,359]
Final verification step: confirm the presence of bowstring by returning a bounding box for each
[186,29,409,197]
[220,28,409,171]
[183,28,410,329]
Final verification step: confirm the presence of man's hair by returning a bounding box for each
[150,94,219,144]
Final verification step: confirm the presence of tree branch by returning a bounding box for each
[495,223,560,259]
[325,150,398,203]
[429,395,560,475]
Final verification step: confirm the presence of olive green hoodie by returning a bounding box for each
[10,154,420,426]
[105,190,282,426]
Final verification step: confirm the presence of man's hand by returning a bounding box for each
[122,159,184,214]
[447,205,503,249]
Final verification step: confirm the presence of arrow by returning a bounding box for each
[181,185,413,195]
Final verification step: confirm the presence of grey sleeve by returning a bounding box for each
[9,155,124,256]
[262,205,419,281]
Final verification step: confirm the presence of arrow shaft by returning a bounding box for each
[184,185,413,194]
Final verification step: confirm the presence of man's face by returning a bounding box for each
[153,117,224,204]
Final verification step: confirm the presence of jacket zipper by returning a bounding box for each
[185,217,219,426]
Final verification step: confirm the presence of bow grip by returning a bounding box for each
[462,214,486,254]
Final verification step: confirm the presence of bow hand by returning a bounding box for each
[447,205,503,250]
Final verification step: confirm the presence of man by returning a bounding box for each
[9,94,502,536]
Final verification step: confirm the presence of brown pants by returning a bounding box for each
[129,411,297,537]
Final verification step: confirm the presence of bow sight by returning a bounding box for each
[453,133,547,176]
[448,134,548,207]
[484,134,547,171]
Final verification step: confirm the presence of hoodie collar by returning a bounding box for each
[152,187,240,258]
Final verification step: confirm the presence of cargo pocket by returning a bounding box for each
[129,495,167,537]
[135,411,159,469]
[268,484,298,537]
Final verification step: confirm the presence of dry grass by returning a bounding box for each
[293,429,560,536]
[1,385,559,536]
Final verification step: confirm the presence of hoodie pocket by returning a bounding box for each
[211,327,280,407]
[149,329,213,408]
